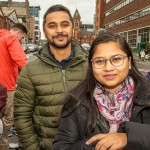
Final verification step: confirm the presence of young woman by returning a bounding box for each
[52,32,150,150]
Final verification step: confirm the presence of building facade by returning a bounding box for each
[95,0,150,48]
[73,8,95,45]
[0,6,17,30]
[29,6,41,44]
[0,0,30,30]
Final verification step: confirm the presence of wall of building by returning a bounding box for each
[0,16,5,28]
[95,0,150,48]
[104,0,150,25]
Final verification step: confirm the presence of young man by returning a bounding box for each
[14,4,88,150]
[0,23,27,149]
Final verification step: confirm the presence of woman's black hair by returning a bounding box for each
[62,32,148,132]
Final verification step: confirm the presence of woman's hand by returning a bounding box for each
[86,133,127,150]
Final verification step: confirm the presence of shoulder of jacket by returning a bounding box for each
[134,80,150,105]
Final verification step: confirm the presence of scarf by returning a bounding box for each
[93,76,134,133]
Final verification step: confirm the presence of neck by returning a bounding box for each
[49,44,71,62]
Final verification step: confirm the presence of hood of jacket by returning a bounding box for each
[0,29,11,37]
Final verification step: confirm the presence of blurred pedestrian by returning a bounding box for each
[14,4,88,150]
[0,83,7,113]
[0,23,27,149]
[52,32,150,150]
[147,71,150,80]
[0,83,7,150]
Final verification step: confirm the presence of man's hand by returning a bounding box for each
[86,133,127,150]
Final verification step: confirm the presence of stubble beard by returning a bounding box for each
[48,34,72,49]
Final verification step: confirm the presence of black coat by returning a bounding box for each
[0,83,7,111]
[52,81,150,150]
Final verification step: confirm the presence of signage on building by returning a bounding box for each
[137,35,141,43]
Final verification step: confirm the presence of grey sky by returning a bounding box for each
[8,0,95,38]
[29,0,95,24]
[29,0,95,34]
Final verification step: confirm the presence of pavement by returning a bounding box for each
[0,52,149,149]
[133,53,150,75]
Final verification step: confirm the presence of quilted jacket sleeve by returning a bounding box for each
[14,66,40,150]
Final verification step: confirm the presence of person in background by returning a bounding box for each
[52,32,150,150]
[14,4,88,150]
[147,71,150,80]
[0,83,7,113]
[0,23,27,150]
[0,83,7,150]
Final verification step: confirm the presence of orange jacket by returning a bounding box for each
[0,29,27,90]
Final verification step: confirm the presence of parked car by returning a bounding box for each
[21,44,30,54]
[27,44,39,52]
[81,43,91,52]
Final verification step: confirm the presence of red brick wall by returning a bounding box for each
[107,14,150,33]
[104,0,150,25]
[0,16,5,29]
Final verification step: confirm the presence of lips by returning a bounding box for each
[56,36,65,41]
[103,74,116,80]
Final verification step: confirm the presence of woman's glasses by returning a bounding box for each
[91,54,128,69]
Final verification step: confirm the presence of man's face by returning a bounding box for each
[16,30,26,41]
[44,11,73,49]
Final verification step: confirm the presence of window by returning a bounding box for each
[74,20,78,28]
[35,26,39,30]
[138,27,150,45]
[34,8,39,17]
[104,0,135,17]
[128,30,137,47]
[106,6,150,29]
[35,31,38,36]
[35,21,39,24]
[29,8,33,16]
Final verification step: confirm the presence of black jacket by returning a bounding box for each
[0,83,7,111]
[52,81,150,150]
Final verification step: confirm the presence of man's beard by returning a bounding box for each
[48,33,72,49]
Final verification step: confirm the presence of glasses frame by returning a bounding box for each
[91,54,128,69]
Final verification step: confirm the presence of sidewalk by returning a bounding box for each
[133,52,150,75]
[133,52,150,66]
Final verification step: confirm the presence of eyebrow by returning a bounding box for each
[93,54,125,59]
[48,20,70,24]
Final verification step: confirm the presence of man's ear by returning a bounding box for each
[43,30,47,39]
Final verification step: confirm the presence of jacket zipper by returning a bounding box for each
[61,70,68,97]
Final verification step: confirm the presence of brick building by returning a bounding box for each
[95,0,150,48]
[0,6,18,30]
[0,0,29,30]
[73,8,95,45]
[29,6,41,44]
[0,7,6,29]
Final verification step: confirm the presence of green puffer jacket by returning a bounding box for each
[14,42,88,150]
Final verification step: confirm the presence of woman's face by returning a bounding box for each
[92,41,131,93]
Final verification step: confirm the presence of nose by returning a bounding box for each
[56,25,63,33]
[103,60,115,71]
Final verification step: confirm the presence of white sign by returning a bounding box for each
[137,35,141,43]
